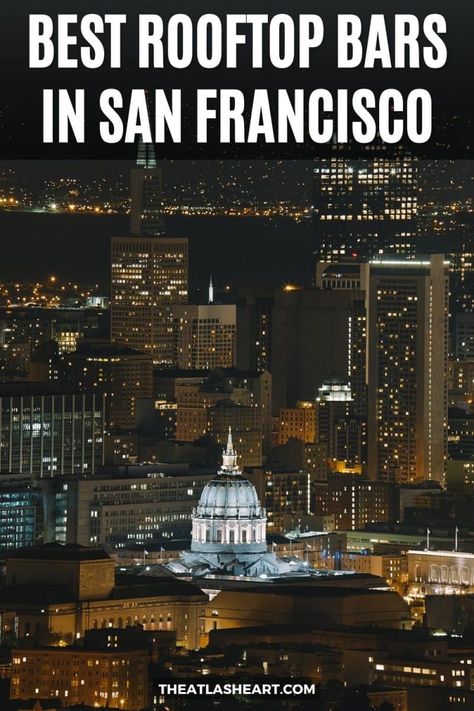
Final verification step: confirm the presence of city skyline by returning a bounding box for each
[1,154,474,711]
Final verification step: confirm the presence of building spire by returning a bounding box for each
[208,275,214,304]
[136,139,157,169]
[220,426,239,474]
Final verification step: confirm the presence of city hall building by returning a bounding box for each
[0,545,206,650]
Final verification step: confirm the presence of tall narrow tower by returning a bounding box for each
[367,254,448,484]
[111,235,188,363]
[111,141,188,364]
[130,140,165,236]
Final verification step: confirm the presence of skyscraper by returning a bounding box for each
[270,287,366,411]
[315,376,364,471]
[130,140,165,236]
[313,157,418,262]
[236,288,275,374]
[51,341,154,431]
[316,256,449,484]
[0,383,104,477]
[367,255,448,484]
[110,236,188,364]
[172,303,237,370]
[112,139,189,364]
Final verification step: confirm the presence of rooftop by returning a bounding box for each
[154,367,265,380]
[6,544,111,562]
[0,382,99,397]
[113,574,207,600]
[74,342,150,358]
[14,646,147,656]
[0,572,207,605]
[225,584,395,599]
[209,622,437,642]
[408,549,474,559]
[197,571,386,591]
[322,264,363,276]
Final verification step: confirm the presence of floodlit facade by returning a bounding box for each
[165,429,313,578]
[0,546,206,650]
[278,401,316,445]
[408,549,474,596]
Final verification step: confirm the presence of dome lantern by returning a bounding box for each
[221,426,239,474]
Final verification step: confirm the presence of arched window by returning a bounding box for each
[117,618,123,629]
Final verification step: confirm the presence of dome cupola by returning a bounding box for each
[191,427,267,555]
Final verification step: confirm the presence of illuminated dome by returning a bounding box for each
[191,428,267,555]
[164,427,317,579]
[196,479,262,518]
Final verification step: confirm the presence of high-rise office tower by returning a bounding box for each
[313,157,418,262]
[0,383,104,477]
[112,139,188,364]
[51,341,154,431]
[316,256,449,484]
[236,289,275,374]
[111,236,188,364]
[367,255,448,484]
[452,312,474,360]
[270,287,367,411]
[315,262,369,453]
[315,376,364,472]
[172,303,237,370]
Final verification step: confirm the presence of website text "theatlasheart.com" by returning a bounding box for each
[156,681,318,696]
